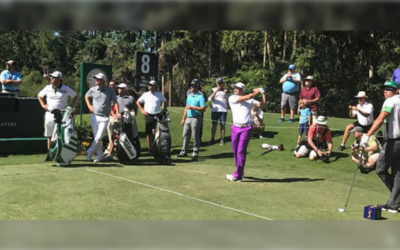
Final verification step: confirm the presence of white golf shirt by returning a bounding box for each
[137,91,166,115]
[352,101,374,126]
[229,95,258,126]
[38,84,77,111]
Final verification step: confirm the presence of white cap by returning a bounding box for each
[231,82,245,90]
[354,91,368,99]
[6,60,14,65]
[117,83,128,89]
[50,71,63,79]
[316,116,327,125]
[148,80,157,86]
[93,73,106,81]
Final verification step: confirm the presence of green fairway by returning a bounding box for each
[0,108,397,220]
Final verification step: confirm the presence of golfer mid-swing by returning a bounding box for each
[226,82,265,182]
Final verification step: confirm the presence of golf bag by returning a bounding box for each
[48,107,78,166]
[152,109,172,165]
[114,109,141,164]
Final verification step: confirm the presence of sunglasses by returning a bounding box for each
[384,87,395,91]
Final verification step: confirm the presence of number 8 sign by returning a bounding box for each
[136,52,159,77]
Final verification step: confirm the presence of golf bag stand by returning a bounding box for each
[48,107,78,166]
[152,109,172,165]
[115,109,141,165]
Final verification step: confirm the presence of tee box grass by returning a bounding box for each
[0,108,397,220]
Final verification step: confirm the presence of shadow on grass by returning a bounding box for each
[243,176,325,183]
[202,152,233,159]
[331,130,344,138]
[60,163,122,168]
[326,151,349,163]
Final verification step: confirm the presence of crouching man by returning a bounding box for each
[350,126,381,173]
[293,116,333,161]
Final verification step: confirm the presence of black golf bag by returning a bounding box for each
[114,109,141,164]
[152,109,172,165]
[48,107,78,166]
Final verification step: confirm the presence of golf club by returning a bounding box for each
[338,147,364,213]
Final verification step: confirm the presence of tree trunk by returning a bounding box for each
[208,32,212,77]
[290,31,297,61]
[282,31,287,60]
[263,31,267,68]
[265,30,275,69]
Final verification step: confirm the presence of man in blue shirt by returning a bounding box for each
[279,64,301,123]
[177,80,206,161]
[391,67,400,87]
[1,60,22,96]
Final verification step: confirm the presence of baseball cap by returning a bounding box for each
[50,71,63,79]
[351,126,363,133]
[289,64,296,70]
[216,77,224,84]
[93,73,106,81]
[6,60,14,65]
[190,79,199,87]
[354,91,368,98]
[383,80,398,89]
[231,82,245,90]
[117,83,128,89]
[148,80,157,86]
[316,116,327,125]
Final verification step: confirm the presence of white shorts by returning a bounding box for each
[294,145,310,157]
[364,153,379,162]
[44,111,56,137]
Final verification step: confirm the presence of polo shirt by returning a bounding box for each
[137,91,166,115]
[117,95,137,113]
[38,84,76,111]
[229,95,258,126]
[86,86,117,117]
[352,101,374,126]
[381,94,400,139]
[299,86,320,111]
[186,92,205,118]
[0,70,22,91]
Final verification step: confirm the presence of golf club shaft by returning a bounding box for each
[343,147,365,210]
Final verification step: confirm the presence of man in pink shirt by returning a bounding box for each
[299,75,320,124]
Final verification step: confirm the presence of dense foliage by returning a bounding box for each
[2,30,400,117]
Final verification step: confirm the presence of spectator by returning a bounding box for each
[177,80,206,161]
[299,75,320,124]
[293,116,333,161]
[350,126,381,173]
[339,91,374,151]
[391,66,400,87]
[297,99,311,146]
[362,81,400,213]
[85,73,118,162]
[251,99,266,139]
[279,64,301,123]
[208,77,229,145]
[38,71,78,160]
[105,80,118,156]
[136,80,167,154]
[226,83,266,182]
[1,60,22,96]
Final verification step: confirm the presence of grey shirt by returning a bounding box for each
[86,86,117,117]
[117,95,137,113]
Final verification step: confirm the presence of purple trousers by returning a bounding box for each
[231,125,252,179]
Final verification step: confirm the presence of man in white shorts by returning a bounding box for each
[350,126,381,173]
[37,71,78,160]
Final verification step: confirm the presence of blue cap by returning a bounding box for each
[216,77,224,83]
[289,64,296,70]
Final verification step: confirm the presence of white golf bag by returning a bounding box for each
[49,107,78,166]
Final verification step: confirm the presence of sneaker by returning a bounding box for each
[338,145,346,151]
[279,118,285,123]
[378,204,399,213]
[259,135,263,139]
[191,155,198,161]
[288,118,294,124]
[220,140,225,146]
[176,152,187,157]
[93,157,104,163]
[226,174,242,182]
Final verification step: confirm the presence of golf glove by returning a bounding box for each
[258,88,265,94]
[360,136,369,147]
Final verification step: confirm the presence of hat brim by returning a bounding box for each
[316,121,327,125]
[354,95,367,98]
[305,78,314,81]
[231,84,244,89]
